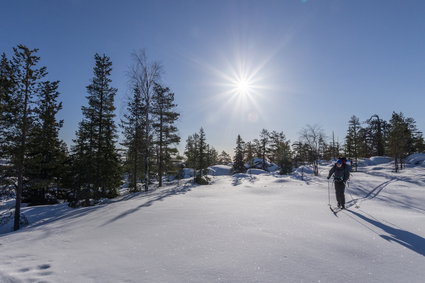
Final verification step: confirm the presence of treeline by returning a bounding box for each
[0,45,181,230]
[183,128,292,178]
[345,114,425,172]
[234,114,424,176]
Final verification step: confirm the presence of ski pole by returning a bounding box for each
[328,179,331,207]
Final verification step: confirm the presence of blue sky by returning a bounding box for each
[2,0,425,155]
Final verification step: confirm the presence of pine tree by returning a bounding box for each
[206,145,218,167]
[121,86,146,192]
[387,112,425,171]
[259,129,269,170]
[184,128,214,183]
[233,135,246,173]
[244,142,255,168]
[217,151,232,165]
[151,83,180,187]
[0,53,13,161]
[364,114,388,156]
[345,115,362,171]
[129,50,161,191]
[25,81,67,204]
[5,45,47,230]
[184,133,199,170]
[71,54,121,203]
[407,117,425,153]
[269,131,293,174]
[198,127,208,176]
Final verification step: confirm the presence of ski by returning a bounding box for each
[329,205,343,215]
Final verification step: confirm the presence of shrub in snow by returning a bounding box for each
[195,175,211,185]
[405,153,425,166]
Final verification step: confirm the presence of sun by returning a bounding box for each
[235,77,252,95]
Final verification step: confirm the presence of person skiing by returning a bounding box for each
[327,158,350,209]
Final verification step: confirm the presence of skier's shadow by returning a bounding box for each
[347,210,425,257]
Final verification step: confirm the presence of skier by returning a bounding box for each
[327,158,350,209]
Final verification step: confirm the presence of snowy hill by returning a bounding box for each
[1,157,425,282]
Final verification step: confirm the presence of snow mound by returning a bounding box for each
[246,158,279,172]
[180,168,195,178]
[246,168,269,175]
[358,156,392,166]
[294,165,314,174]
[405,153,425,166]
[233,173,250,178]
[208,165,232,176]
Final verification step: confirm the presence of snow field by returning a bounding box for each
[0,158,424,282]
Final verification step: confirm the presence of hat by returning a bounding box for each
[336,159,343,164]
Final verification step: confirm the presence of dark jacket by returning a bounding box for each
[328,164,350,183]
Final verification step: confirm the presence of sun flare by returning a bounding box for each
[235,78,252,95]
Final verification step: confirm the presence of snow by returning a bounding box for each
[406,153,425,166]
[208,165,232,176]
[358,156,393,167]
[246,158,279,172]
[1,159,425,282]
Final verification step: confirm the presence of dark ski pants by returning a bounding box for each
[334,181,346,206]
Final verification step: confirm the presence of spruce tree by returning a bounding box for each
[233,135,246,173]
[71,54,121,203]
[151,83,180,187]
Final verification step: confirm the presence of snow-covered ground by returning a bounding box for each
[1,158,425,282]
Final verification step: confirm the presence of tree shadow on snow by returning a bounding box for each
[347,210,425,257]
[100,183,193,226]
[231,174,257,186]
[348,178,425,214]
